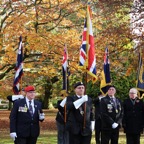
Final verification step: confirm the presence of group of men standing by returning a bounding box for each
[8,82,144,144]
[94,86,144,144]
[56,82,144,144]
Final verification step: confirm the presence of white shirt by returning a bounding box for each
[77,95,82,98]
[26,97,35,113]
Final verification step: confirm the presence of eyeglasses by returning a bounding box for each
[129,92,136,94]
[27,91,35,93]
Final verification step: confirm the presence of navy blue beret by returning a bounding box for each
[74,82,84,89]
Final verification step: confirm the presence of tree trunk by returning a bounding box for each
[42,76,58,109]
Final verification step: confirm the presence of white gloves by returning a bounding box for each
[91,121,95,132]
[39,113,45,120]
[98,96,104,100]
[60,97,67,107]
[12,95,24,101]
[73,95,88,109]
[10,132,17,141]
[112,122,118,129]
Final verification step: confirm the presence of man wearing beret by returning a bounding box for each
[66,82,95,144]
[100,85,123,144]
[10,85,45,144]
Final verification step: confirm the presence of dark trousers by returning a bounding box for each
[14,137,37,144]
[69,132,92,144]
[101,128,119,144]
[56,121,69,144]
[126,133,140,144]
[95,118,101,144]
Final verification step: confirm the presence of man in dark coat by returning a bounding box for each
[122,88,144,144]
[93,92,104,144]
[66,82,95,144]
[10,85,45,144]
[100,85,123,144]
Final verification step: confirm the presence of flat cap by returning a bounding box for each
[74,82,84,89]
[25,85,35,92]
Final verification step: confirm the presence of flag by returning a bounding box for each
[13,36,23,94]
[136,50,144,98]
[62,45,69,92]
[100,47,111,95]
[79,6,97,82]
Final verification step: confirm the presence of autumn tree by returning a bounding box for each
[0,0,144,105]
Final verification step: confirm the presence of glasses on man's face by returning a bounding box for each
[28,91,35,93]
[129,92,136,94]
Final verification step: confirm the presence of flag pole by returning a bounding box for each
[83,5,90,128]
[62,44,68,124]
[20,41,24,94]
[79,4,97,128]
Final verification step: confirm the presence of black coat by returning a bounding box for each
[100,95,123,130]
[93,97,101,120]
[56,100,69,124]
[10,98,43,138]
[66,95,94,136]
[122,97,144,134]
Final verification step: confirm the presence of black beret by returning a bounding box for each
[107,85,116,91]
[74,82,84,89]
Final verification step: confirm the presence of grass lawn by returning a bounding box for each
[1,110,144,143]
[1,130,144,144]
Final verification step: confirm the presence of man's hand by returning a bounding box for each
[60,97,67,107]
[39,113,45,120]
[73,95,88,109]
[91,121,95,132]
[112,122,118,129]
[10,132,17,141]
[83,95,88,102]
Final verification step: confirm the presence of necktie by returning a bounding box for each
[29,101,33,117]
[111,98,117,109]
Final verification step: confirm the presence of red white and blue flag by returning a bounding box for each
[79,6,97,82]
[100,47,111,95]
[62,45,69,91]
[13,36,23,94]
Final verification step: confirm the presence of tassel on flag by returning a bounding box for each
[79,5,97,82]
[13,36,23,94]
[100,47,111,95]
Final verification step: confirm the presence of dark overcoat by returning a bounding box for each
[10,98,43,138]
[66,95,94,136]
[122,97,144,134]
[100,95,123,130]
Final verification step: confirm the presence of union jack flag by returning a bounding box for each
[79,6,97,82]
[100,47,111,95]
[13,36,23,94]
[62,45,69,91]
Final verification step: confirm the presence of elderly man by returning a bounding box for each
[100,85,123,144]
[66,82,95,144]
[122,88,144,144]
[10,85,45,144]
